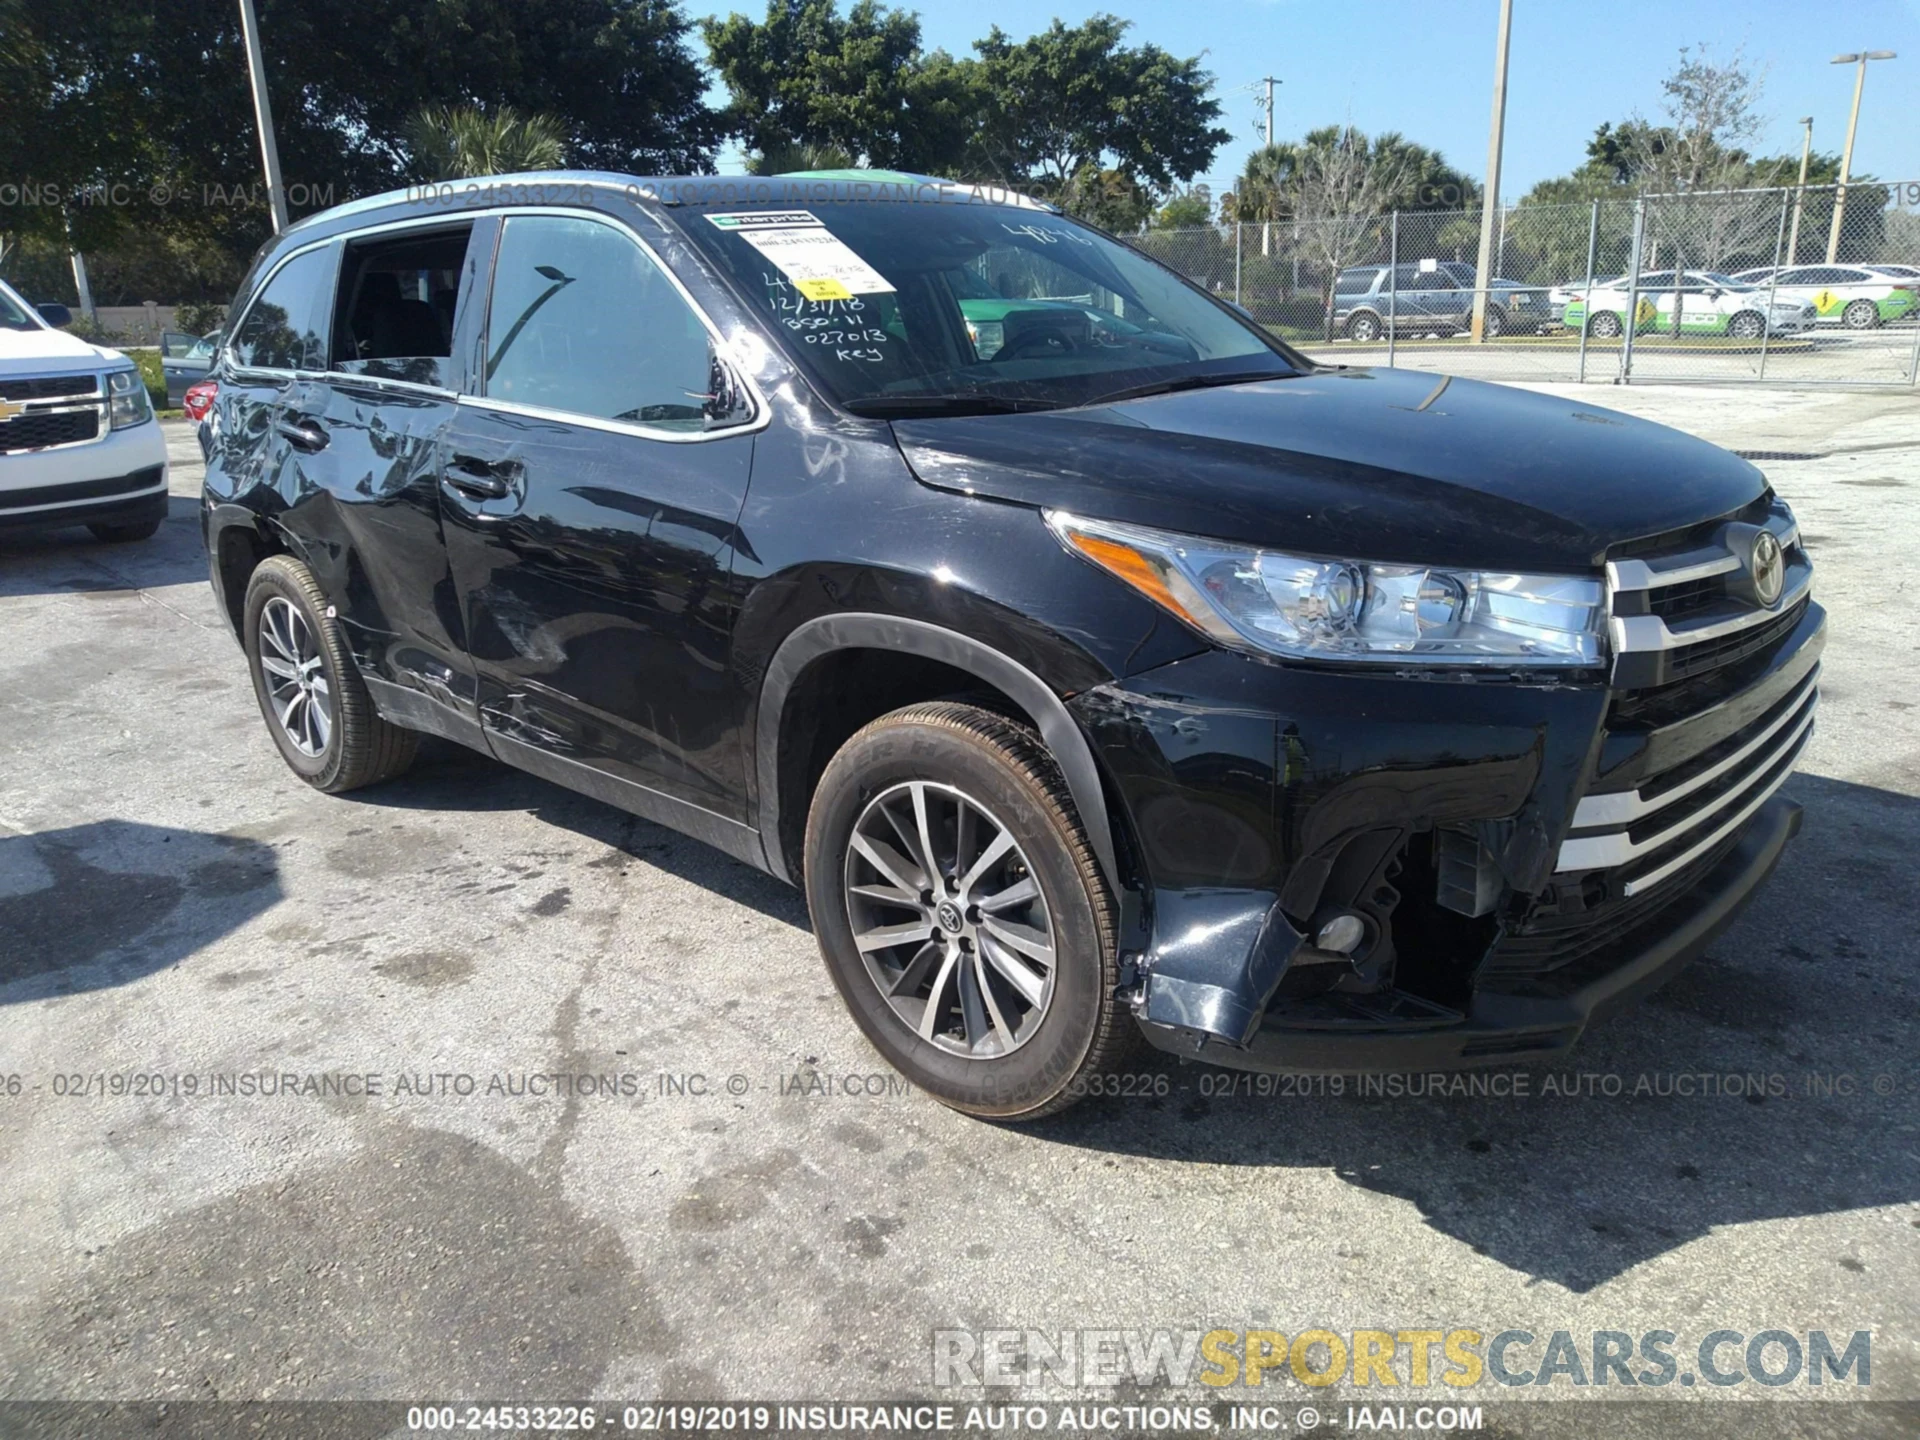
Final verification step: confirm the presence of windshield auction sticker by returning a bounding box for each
[706,211,896,301]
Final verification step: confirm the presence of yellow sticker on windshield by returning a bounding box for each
[796,277,854,302]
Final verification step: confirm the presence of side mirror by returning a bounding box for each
[1225,299,1255,320]
[37,302,73,328]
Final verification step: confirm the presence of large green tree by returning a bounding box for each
[0,0,722,302]
[701,4,1232,228]
[703,0,971,173]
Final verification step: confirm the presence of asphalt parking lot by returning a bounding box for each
[2,386,1918,1436]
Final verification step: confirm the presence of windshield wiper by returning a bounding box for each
[1078,369,1294,408]
[842,393,1061,418]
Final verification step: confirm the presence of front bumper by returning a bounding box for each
[1071,600,1821,1073]
[1145,795,1799,1073]
[0,420,169,532]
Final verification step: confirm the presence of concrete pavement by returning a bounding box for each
[1,392,1916,1436]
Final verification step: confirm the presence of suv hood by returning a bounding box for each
[0,326,121,374]
[892,367,1768,572]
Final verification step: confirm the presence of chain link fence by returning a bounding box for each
[1133,179,1920,387]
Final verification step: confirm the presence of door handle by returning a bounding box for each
[444,453,522,501]
[275,416,329,453]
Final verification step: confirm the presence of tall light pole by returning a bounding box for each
[1260,76,1280,257]
[238,0,290,233]
[1824,50,1895,264]
[1469,0,1514,344]
[1784,117,1812,266]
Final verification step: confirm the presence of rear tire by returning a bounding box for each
[1345,311,1383,344]
[804,701,1135,1121]
[88,519,162,543]
[242,556,417,793]
[1842,298,1880,330]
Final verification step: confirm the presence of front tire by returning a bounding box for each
[1726,310,1766,341]
[1587,311,1623,339]
[1843,298,1880,330]
[804,702,1134,1121]
[242,556,417,793]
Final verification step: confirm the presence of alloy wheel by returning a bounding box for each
[843,780,1056,1058]
[257,595,333,757]
[1727,311,1765,341]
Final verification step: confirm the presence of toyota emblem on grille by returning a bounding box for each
[1750,531,1785,606]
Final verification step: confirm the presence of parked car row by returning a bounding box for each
[1332,261,1917,341]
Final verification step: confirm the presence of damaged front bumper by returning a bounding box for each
[1070,603,1822,1072]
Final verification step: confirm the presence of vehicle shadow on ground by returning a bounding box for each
[0,818,282,1003]
[0,494,207,597]
[1031,770,1920,1294]
[351,738,812,929]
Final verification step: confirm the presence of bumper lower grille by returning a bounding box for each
[1485,829,1741,979]
[1556,665,1816,895]
[0,465,165,515]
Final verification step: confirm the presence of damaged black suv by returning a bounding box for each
[201,174,1821,1119]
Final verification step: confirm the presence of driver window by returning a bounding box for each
[484,215,714,431]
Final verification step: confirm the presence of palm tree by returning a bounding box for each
[406,105,569,180]
[744,140,856,176]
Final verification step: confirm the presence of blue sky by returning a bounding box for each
[682,0,1920,198]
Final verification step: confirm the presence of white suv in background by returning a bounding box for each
[1,277,169,543]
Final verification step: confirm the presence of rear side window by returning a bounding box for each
[332,226,473,386]
[229,247,334,371]
[482,215,713,431]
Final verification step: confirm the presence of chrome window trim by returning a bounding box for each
[1555,705,1814,875]
[462,205,770,444]
[223,234,340,383]
[228,211,484,383]
[1569,668,1819,829]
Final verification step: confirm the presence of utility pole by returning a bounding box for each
[1785,117,1813,266]
[1469,0,1513,344]
[238,0,290,234]
[1825,50,1895,264]
[1260,76,1280,257]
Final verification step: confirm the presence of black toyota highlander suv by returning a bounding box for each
[200,173,1821,1120]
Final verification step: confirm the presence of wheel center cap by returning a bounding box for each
[935,899,965,934]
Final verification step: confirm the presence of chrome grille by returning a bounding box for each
[1607,502,1810,690]
[0,373,106,455]
[1556,664,1817,896]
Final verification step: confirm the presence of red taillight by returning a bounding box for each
[183,380,217,421]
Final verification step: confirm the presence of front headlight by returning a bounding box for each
[1048,511,1606,667]
[107,368,152,429]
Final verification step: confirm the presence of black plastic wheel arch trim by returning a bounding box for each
[754,613,1122,893]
